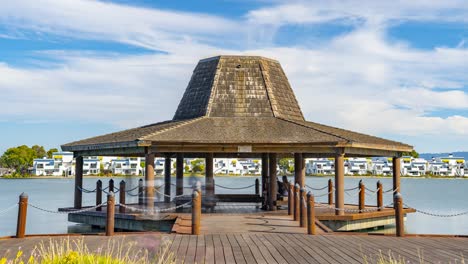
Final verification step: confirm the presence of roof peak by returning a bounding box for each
[173,55,305,122]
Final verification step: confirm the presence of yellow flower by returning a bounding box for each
[16,250,23,259]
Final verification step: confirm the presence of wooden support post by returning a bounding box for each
[294,184,300,221]
[393,156,401,194]
[96,180,102,211]
[335,152,345,216]
[294,153,305,188]
[359,180,365,213]
[307,192,316,235]
[328,179,333,205]
[261,153,269,210]
[176,153,184,196]
[268,153,277,211]
[16,193,28,238]
[108,179,114,194]
[119,180,126,214]
[288,183,293,216]
[255,178,260,195]
[394,193,404,237]
[145,152,155,208]
[74,156,83,209]
[206,153,214,197]
[106,192,115,237]
[377,181,383,211]
[164,155,172,203]
[192,190,201,235]
[138,179,144,205]
[300,187,306,227]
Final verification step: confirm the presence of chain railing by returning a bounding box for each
[315,202,394,213]
[214,183,255,190]
[305,184,328,191]
[404,203,468,218]
[28,202,107,214]
[118,201,192,214]
[0,203,18,215]
[77,186,97,193]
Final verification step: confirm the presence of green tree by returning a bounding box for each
[191,159,205,173]
[0,145,36,173]
[279,158,293,173]
[47,148,59,158]
[31,145,46,159]
[402,150,419,158]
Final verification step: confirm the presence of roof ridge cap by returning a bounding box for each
[277,117,351,142]
[140,117,206,141]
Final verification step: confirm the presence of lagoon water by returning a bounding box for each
[1,176,467,236]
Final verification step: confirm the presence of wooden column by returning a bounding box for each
[96,180,102,211]
[377,181,383,211]
[206,153,214,198]
[164,155,172,203]
[16,193,28,238]
[393,156,401,193]
[261,153,269,198]
[294,153,305,188]
[145,152,155,208]
[268,153,277,211]
[74,156,83,209]
[176,153,184,196]
[335,152,345,216]
[394,193,404,237]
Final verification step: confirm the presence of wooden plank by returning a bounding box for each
[176,235,190,264]
[318,235,362,264]
[278,233,316,264]
[256,233,287,263]
[240,234,268,264]
[169,234,182,262]
[219,234,236,264]
[234,234,257,264]
[248,234,278,264]
[204,235,216,264]
[195,235,206,264]
[227,234,246,264]
[268,233,305,264]
[295,234,348,264]
[283,234,328,264]
[184,235,197,264]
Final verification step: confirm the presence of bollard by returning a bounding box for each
[106,192,115,236]
[192,190,201,235]
[377,181,383,211]
[119,180,126,214]
[138,179,144,205]
[109,179,115,193]
[288,183,293,216]
[96,180,102,211]
[328,179,333,205]
[394,193,404,237]
[16,193,28,238]
[359,180,365,213]
[307,192,316,235]
[255,178,260,196]
[294,184,300,221]
[300,188,306,227]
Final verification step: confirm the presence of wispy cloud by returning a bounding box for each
[0,0,468,152]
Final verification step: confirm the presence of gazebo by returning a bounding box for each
[62,55,412,216]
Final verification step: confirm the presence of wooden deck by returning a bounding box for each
[1,233,467,263]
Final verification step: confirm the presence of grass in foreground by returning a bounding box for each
[362,249,465,264]
[1,237,176,264]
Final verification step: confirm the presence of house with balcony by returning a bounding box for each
[306,158,334,175]
[404,158,427,176]
[428,158,449,176]
[371,157,393,175]
[83,158,100,175]
[345,158,369,175]
[110,157,141,176]
[440,155,465,176]
[239,160,261,175]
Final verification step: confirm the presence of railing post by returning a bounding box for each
[96,180,102,211]
[255,178,260,196]
[119,180,126,214]
[106,192,115,236]
[394,193,404,237]
[192,190,201,235]
[377,181,383,211]
[109,179,115,193]
[138,179,144,205]
[16,193,28,238]
[294,184,300,221]
[300,187,306,227]
[307,192,316,235]
[328,179,333,205]
[288,183,293,216]
[359,180,365,213]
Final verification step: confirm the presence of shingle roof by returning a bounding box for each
[62,55,412,153]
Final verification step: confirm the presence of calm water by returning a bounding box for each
[1,176,467,236]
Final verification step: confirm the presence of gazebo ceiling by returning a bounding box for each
[62,55,412,157]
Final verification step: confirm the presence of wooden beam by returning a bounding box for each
[294,153,305,188]
[393,157,401,193]
[176,153,184,196]
[268,153,277,211]
[74,156,83,209]
[73,147,145,157]
[261,153,269,200]
[145,152,155,209]
[206,153,214,203]
[164,155,172,203]
[335,151,345,216]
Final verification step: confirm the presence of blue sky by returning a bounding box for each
[1,0,468,154]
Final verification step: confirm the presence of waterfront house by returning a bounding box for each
[345,158,369,175]
[371,157,393,175]
[306,158,335,175]
[110,157,141,175]
[428,158,449,176]
[404,158,428,176]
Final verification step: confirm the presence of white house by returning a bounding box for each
[110,157,142,176]
[32,151,75,176]
[345,158,369,175]
[214,158,245,175]
[306,158,334,175]
[83,157,100,175]
[371,158,393,175]
[405,158,427,176]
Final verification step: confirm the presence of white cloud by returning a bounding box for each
[0,0,468,152]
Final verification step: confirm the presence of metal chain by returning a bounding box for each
[383,187,399,193]
[364,187,380,193]
[154,188,187,198]
[305,184,328,191]
[313,190,334,198]
[118,201,192,213]
[77,186,96,193]
[344,186,360,191]
[315,202,394,213]
[28,202,107,214]
[125,185,140,192]
[404,203,468,218]
[215,183,255,190]
[344,188,361,197]
[126,190,145,197]
[0,203,18,215]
